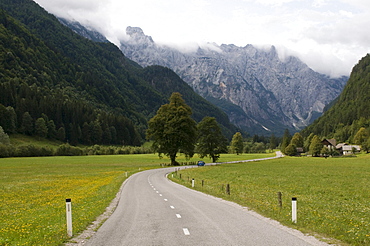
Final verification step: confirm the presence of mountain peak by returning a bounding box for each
[126,26,144,36]
[126,26,153,44]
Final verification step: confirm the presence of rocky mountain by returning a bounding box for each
[120,27,348,135]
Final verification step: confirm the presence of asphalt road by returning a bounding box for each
[85,165,328,246]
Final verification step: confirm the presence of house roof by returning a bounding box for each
[342,145,361,151]
[336,143,346,149]
[322,138,337,146]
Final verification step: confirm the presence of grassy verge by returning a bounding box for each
[0,154,161,245]
[171,154,370,245]
[0,153,264,245]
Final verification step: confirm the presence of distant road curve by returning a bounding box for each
[206,151,284,165]
[79,151,327,246]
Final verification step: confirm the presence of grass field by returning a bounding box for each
[0,153,267,245]
[171,154,370,245]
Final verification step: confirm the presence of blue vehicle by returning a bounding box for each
[197,160,205,166]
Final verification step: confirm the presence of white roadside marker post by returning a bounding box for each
[292,197,297,223]
[192,178,195,188]
[66,198,73,237]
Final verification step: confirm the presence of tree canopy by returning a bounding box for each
[146,92,197,165]
[281,129,291,154]
[309,135,323,157]
[231,132,244,155]
[196,116,228,162]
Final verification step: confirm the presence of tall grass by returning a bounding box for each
[172,155,370,245]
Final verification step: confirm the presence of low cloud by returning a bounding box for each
[32,0,369,77]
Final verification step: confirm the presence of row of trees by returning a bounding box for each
[280,128,370,157]
[146,92,285,165]
[0,141,152,158]
[281,129,324,156]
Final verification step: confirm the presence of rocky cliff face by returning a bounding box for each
[120,27,347,135]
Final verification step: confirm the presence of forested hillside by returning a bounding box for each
[0,0,237,146]
[302,54,370,143]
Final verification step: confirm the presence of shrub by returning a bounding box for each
[14,144,53,157]
[56,143,84,156]
[0,144,13,158]
[284,144,297,156]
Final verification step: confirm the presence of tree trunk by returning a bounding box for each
[170,153,179,166]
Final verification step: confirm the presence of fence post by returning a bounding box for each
[202,180,204,187]
[66,198,72,237]
[292,197,297,223]
[226,184,230,195]
[277,192,282,208]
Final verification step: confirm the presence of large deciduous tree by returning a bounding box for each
[231,132,244,155]
[290,132,304,148]
[353,127,368,146]
[196,116,228,163]
[146,92,197,165]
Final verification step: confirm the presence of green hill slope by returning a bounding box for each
[302,54,370,142]
[0,0,238,145]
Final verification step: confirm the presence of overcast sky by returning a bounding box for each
[33,0,370,77]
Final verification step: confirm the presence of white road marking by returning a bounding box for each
[176,214,182,218]
[156,191,159,193]
[153,188,156,190]
[183,228,190,235]
[170,206,175,209]
[159,194,162,196]
[164,199,168,202]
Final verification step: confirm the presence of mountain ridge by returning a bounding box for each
[119,27,348,135]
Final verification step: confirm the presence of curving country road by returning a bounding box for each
[84,160,328,246]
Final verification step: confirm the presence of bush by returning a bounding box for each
[0,126,10,145]
[56,143,85,156]
[0,144,13,158]
[15,144,54,157]
[285,144,297,156]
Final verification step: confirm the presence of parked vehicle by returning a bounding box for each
[197,160,205,166]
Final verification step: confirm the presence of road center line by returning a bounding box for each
[176,214,181,218]
[183,228,190,235]
[170,205,175,209]
[164,199,168,201]
[159,194,162,196]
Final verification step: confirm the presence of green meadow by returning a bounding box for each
[171,155,370,245]
[0,153,264,245]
